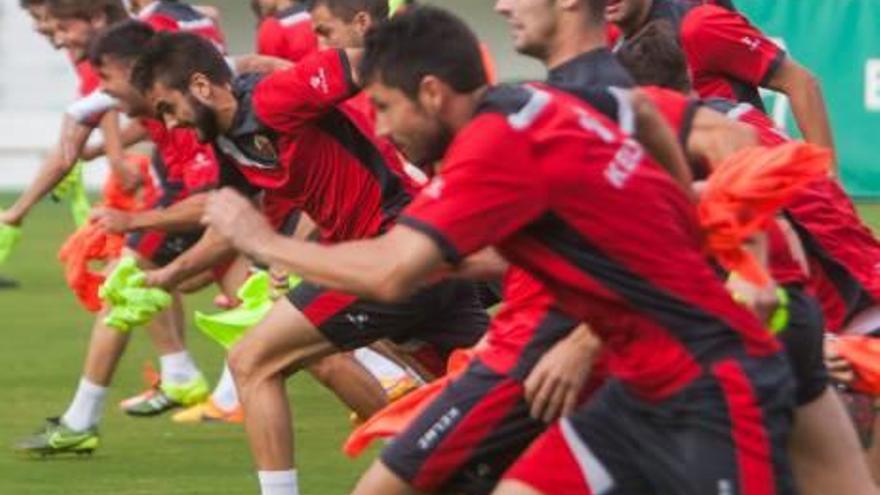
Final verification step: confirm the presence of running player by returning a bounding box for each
[132,30,488,495]
[199,7,796,495]
[612,22,880,495]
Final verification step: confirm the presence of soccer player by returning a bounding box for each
[251,0,319,63]
[607,0,835,156]
[199,7,796,495]
[612,21,879,495]
[132,31,489,494]
[11,16,235,455]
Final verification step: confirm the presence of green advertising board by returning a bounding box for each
[738,0,880,198]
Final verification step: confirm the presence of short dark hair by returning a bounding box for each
[89,21,156,67]
[47,0,128,22]
[19,0,46,9]
[131,31,232,93]
[307,0,388,22]
[615,20,691,93]
[360,6,486,99]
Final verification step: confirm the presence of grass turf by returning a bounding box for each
[0,194,375,494]
[2,194,880,494]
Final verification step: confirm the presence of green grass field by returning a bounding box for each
[0,194,375,494]
[2,194,880,494]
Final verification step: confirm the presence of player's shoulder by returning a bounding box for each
[151,0,207,22]
[274,4,311,27]
[682,3,740,31]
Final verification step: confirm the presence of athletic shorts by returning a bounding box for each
[126,229,202,268]
[778,285,829,406]
[286,278,489,358]
[504,353,797,495]
[379,306,580,494]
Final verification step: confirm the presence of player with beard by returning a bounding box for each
[198,7,796,495]
[132,31,489,495]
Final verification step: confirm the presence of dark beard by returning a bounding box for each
[413,119,454,171]
[189,94,221,143]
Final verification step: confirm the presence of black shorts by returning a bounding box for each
[505,353,797,495]
[286,278,489,358]
[126,229,202,267]
[779,284,829,406]
[379,304,579,494]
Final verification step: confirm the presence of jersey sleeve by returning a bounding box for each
[143,14,181,33]
[181,144,220,193]
[398,114,548,264]
[252,48,359,135]
[256,19,283,58]
[681,5,786,87]
[65,90,117,127]
[75,60,101,97]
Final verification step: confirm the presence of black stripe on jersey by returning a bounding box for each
[397,215,462,264]
[154,0,207,21]
[728,80,766,113]
[476,85,534,117]
[524,212,746,358]
[783,212,872,321]
[759,49,787,88]
[508,308,579,381]
[315,109,413,228]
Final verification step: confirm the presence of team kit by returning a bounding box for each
[6,0,880,494]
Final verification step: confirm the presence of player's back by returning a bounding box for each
[256,4,318,63]
[465,84,777,399]
[138,0,227,52]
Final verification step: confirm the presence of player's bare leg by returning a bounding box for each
[351,460,426,495]
[307,353,388,420]
[228,298,338,472]
[789,387,880,495]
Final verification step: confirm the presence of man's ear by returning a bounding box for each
[189,73,214,104]
[417,75,447,115]
[352,11,373,37]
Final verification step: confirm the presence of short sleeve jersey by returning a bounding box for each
[256,4,319,63]
[138,0,227,52]
[140,119,220,205]
[681,5,785,111]
[400,83,778,401]
[216,49,418,242]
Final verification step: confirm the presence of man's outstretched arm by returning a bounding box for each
[203,188,445,303]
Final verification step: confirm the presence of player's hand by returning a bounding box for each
[824,336,855,385]
[524,324,598,423]
[726,275,780,325]
[91,207,133,234]
[144,265,179,291]
[202,188,273,256]
[0,208,23,227]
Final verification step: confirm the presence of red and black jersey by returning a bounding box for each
[681,5,785,112]
[691,97,880,331]
[215,48,418,243]
[256,3,318,63]
[141,119,219,206]
[73,58,100,97]
[138,0,227,52]
[401,83,777,401]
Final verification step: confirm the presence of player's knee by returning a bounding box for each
[305,353,348,385]
[228,341,262,388]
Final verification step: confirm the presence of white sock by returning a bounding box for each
[258,470,298,495]
[159,351,201,385]
[353,348,410,385]
[61,378,107,432]
[210,362,239,411]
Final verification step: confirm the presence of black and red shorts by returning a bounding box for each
[378,307,580,494]
[125,229,202,268]
[286,278,489,358]
[504,352,796,495]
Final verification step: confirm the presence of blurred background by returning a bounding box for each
[0,0,877,195]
